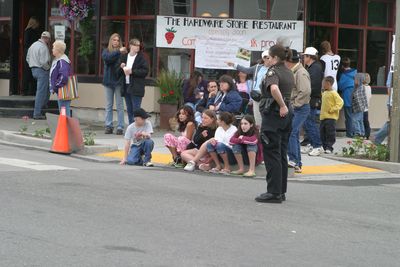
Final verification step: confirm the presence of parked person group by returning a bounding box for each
[102,34,149,135]
[117,39,381,205]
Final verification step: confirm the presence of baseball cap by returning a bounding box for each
[41,31,51,38]
[261,50,269,58]
[304,47,318,56]
[133,108,151,119]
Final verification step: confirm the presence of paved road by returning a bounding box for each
[0,144,399,266]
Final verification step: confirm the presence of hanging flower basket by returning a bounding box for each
[60,0,94,22]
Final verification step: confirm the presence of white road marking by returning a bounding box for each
[0,157,78,171]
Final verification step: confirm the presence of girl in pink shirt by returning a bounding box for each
[230,115,259,177]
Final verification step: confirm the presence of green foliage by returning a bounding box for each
[83,131,96,146]
[155,70,183,105]
[33,128,48,138]
[77,10,95,59]
[19,125,28,134]
[341,136,389,161]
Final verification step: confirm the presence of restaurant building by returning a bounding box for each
[0,0,395,127]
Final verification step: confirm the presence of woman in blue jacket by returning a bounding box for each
[102,33,127,135]
[209,75,242,114]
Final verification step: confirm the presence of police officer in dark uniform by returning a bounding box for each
[255,45,295,203]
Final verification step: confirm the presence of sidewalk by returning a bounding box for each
[1,116,393,179]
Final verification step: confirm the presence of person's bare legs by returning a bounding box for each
[209,152,222,170]
[247,151,256,173]
[181,148,197,163]
[220,153,230,172]
[166,146,178,160]
[233,153,244,173]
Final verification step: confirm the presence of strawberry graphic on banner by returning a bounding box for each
[165,27,177,44]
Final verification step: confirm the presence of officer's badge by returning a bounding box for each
[267,70,275,77]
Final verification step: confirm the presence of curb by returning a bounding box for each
[323,154,400,174]
[0,130,118,156]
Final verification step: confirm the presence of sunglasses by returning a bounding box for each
[263,56,270,59]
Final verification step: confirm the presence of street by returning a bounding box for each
[0,144,399,267]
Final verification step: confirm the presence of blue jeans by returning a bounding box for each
[303,107,322,148]
[125,92,143,125]
[57,99,71,117]
[374,121,389,144]
[104,85,125,130]
[344,106,354,138]
[31,68,49,117]
[206,142,236,165]
[352,111,364,136]
[288,104,310,167]
[127,139,154,165]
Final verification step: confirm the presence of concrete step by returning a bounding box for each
[0,96,58,108]
[0,107,59,118]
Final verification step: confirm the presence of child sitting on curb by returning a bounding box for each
[120,108,154,167]
[206,112,237,174]
[230,115,259,177]
[164,106,196,167]
[180,110,218,169]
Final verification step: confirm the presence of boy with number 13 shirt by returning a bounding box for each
[320,41,341,91]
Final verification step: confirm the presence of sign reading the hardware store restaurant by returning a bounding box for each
[156,16,304,69]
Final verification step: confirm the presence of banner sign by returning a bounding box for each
[156,16,304,69]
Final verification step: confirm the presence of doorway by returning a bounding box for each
[15,0,46,95]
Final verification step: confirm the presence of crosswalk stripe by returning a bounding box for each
[0,157,78,171]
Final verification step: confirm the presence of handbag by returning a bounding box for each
[58,75,79,100]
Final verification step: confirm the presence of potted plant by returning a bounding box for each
[155,70,183,129]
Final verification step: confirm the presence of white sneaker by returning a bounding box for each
[324,149,332,154]
[308,147,323,156]
[301,144,312,154]
[184,161,196,171]
[288,160,297,168]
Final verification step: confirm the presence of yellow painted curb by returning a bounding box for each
[99,151,382,174]
[100,151,172,164]
[300,164,381,174]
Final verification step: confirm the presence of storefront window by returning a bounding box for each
[131,0,155,15]
[129,20,155,76]
[270,0,304,20]
[307,26,333,51]
[75,19,96,75]
[101,20,126,47]
[307,0,334,22]
[366,31,388,86]
[159,0,193,16]
[339,0,361,25]
[0,1,12,16]
[338,28,363,70]
[196,0,229,17]
[234,0,266,19]
[368,1,390,27]
[101,0,126,16]
[49,20,72,56]
[0,21,11,73]
[159,48,191,78]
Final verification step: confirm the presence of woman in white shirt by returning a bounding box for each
[120,38,149,125]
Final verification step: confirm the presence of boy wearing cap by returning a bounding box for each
[120,108,154,167]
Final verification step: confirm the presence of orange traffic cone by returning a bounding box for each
[50,107,71,154]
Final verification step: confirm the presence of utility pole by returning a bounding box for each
[389,0,400,162]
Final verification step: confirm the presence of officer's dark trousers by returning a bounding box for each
[262,128,290,195]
